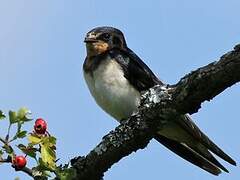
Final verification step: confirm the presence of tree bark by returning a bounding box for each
[70,44,240,180]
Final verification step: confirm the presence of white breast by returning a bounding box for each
[84,56,140,121]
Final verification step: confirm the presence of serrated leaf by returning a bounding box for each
[17,144,37,159]
[16,131,27,138]
[9,111,18,124]
[41,144,56,170]
[40,136,57,170]
[28,134,42,145]
[0,110,6,120]
[46,136,56,146]
[26,149,37,159]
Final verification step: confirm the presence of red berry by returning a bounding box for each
[34,118,47,134]
[12,155,27,169]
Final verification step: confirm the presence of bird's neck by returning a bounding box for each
[83,53,108,75]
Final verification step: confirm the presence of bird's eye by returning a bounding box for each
[100,33,110,41]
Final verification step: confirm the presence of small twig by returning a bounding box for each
[8,137,17,143]
[0,158,10,163]
[5,123,12,142]
[0,156,33,177]
[0,136,7,144]
[15,166,33,177]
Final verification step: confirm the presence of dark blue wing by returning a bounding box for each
[109,48,163,91]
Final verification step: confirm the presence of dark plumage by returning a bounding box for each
[109,48,163,91]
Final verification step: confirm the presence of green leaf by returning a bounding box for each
[2,144,14,154]
[46,136,56,146]
[8,108,32,125]
[9,111,18,124]
[16,131,27,138]
[17,107,32,122]
[41,146,56,170]
[17,143,26,150]
[40,136,57,170]
[36,158,54,173]
[17,144,37,159]
[28,134,42,145]
[0,110,6,120]
[17,107,28,119]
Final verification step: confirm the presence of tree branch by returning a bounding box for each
[172,44,240,114]
[70,44,240,180]
[0,156,33,177]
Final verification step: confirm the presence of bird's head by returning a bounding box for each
[84,26,127,57]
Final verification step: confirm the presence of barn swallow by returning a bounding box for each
[83,26,236,175]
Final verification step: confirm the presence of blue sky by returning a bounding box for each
[0,0,239,179]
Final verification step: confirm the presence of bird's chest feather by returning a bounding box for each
[84,56,140,121]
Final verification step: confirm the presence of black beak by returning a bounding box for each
[84,38,98,43]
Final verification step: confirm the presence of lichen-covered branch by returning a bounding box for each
[70,85,173,180]
[70,44,240,180]
[172,44,240,114]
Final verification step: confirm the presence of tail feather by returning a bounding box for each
[180,115,236,166]
[155,135,222,175]
[192,144,229,173]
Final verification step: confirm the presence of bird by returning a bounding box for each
[83,26,236,175]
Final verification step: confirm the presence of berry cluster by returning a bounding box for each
[12,118,47,169]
